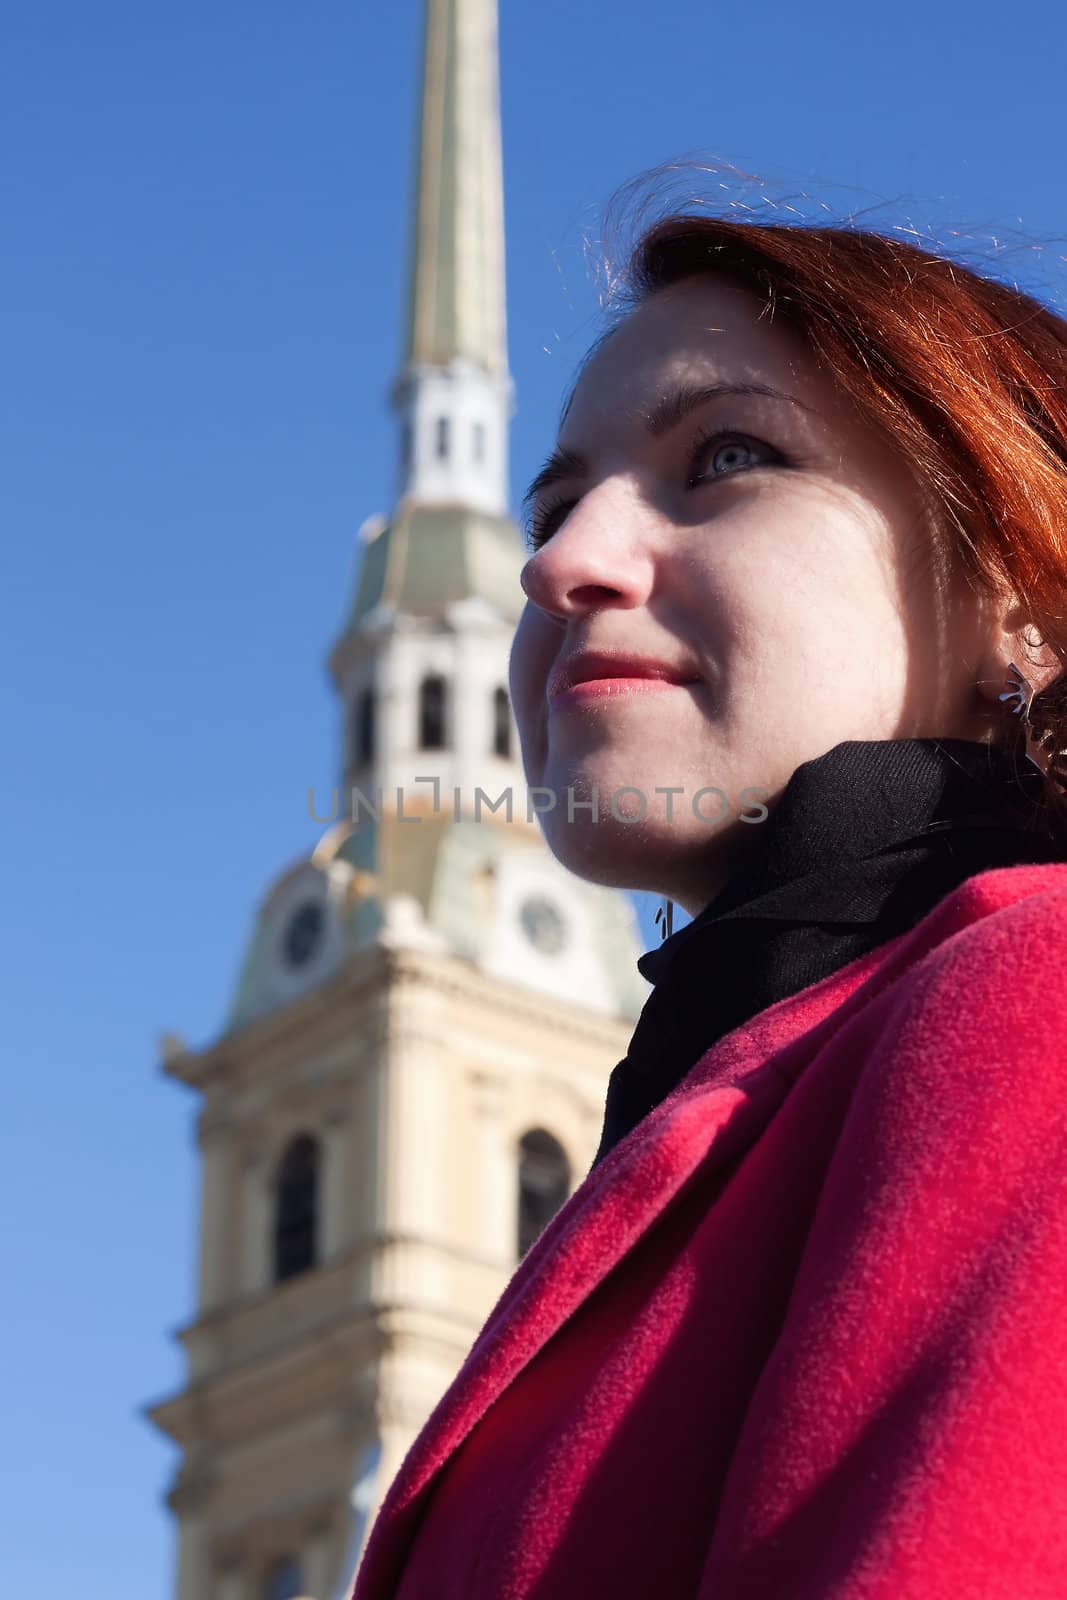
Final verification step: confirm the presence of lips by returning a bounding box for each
[547,650,701,701]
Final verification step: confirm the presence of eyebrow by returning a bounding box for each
[521,381,813,511]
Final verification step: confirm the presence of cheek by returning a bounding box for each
[710,504,910,676]
[508,609,554,730]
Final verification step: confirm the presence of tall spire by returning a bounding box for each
[390,0,513,516]
[404,0,508,377]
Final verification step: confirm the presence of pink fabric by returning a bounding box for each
[351,864,1067,1598]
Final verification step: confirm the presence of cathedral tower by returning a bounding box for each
[148,5,647,1597]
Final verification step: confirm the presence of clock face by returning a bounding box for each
[282,899,324,968]
[518,893,567,956]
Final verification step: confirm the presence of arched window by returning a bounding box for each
[400,420,413,475]
[492,686,511,758]
[273,1134,319,1283]
[418,674,447,749]
[472,420,486,463]
[353,686,375,767]
[435,415,450,459]
[261,1557,303,1600]
[517,1128,571,1259]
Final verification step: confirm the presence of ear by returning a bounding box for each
[973,593,1063,712]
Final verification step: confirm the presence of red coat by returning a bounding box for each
[352,863,1067,1598]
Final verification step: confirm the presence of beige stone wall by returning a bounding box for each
[152,945,634,1598]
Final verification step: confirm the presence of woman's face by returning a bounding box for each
[508,276,1007,915]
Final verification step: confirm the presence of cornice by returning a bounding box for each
[212,1489,346,1566]
[379,946,635,1048]
[151,1297,483,1451]
[166,942,633,1100]
[160,948,392,1092]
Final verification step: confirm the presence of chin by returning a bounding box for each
[537,815,681,896]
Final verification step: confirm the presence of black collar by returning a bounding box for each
[591,738,1066,1170]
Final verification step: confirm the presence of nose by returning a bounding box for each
[518,484,652,620]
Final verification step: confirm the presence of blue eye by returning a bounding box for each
[688,429,783,486]
[524,426,786,552]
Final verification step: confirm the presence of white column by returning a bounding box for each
[217,1571,244,1600]
[385,985,447,1234]
[322,1115,350,1262]
[303,1527,335,1597]
[196,1129,232,1312]
[472,1074,513,1260]
[240,1156,271,1295]
[176,1514,209,1600]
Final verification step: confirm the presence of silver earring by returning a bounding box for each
[999,661,1067,793]
[999,661,1035,723]
[654,898,675,940]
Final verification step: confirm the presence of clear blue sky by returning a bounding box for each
[6,1,1067,1592]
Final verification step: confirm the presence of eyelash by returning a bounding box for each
[524,426,787,551]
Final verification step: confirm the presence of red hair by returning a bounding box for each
[598,208,1067,810]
